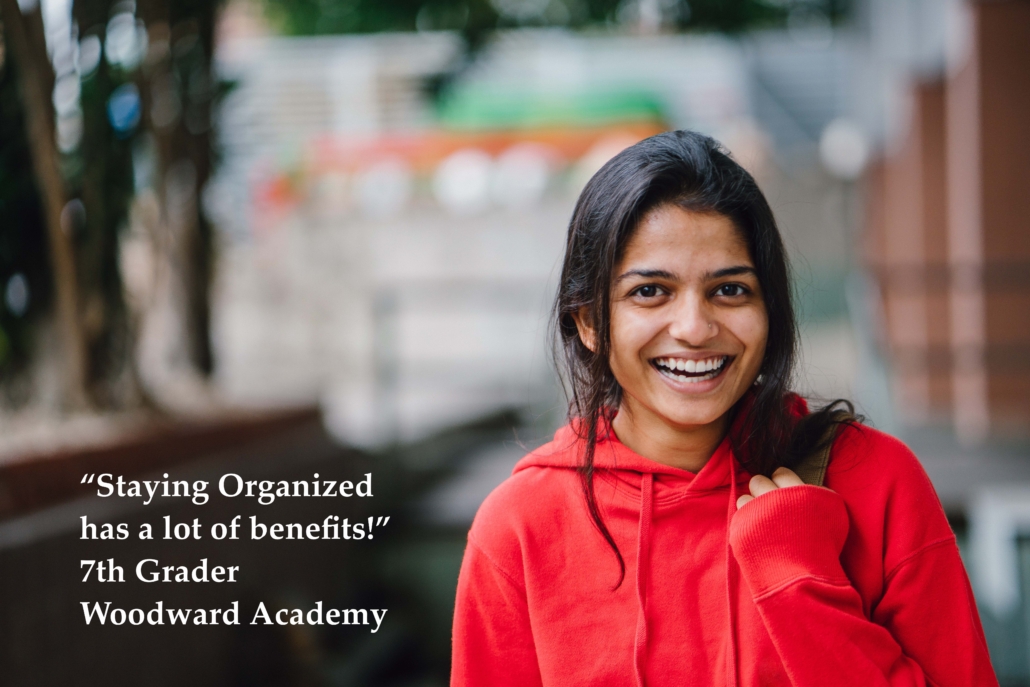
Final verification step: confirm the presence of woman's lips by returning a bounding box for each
[651,355,732,385]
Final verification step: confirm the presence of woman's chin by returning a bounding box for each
[661,408,729,431]
[645,382,748,430]
[632,395,733,432]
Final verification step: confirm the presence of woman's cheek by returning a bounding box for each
[613,307,663,351]
[732,307,768,376]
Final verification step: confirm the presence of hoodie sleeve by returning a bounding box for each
[729,482,998,687]
[451,535,544,687]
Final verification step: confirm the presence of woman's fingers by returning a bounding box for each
[771,467,804,488]
[737,468,807,509]
[748,474,778,498]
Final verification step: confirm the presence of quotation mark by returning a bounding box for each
[81,474,95,484]
[365,516,390,539]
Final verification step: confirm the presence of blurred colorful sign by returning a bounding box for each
[252,121,667,227]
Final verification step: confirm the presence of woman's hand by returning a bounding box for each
[736,466,806,509]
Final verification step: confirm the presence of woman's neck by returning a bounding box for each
[610,399,729,473]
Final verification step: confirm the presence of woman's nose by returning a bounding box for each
[667,294,717,345]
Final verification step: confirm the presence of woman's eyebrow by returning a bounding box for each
[705,265,756,279]
[613,268,678,284]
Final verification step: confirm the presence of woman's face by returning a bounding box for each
[582,204,768,432]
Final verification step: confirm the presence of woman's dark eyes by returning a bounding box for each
[632,284,663,298]
[629,283,750,299]
[715,283,748,297]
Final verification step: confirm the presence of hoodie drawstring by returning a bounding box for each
[632,452,741,687]
[725,453,741,687]
[634,471,654,687]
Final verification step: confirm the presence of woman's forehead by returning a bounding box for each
[618,205,753,272]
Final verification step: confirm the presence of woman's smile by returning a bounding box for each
[651,354,732,386]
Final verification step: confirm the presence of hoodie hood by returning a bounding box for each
[512,417,749,687]
[514,392,811,485]
[513,420,749,494]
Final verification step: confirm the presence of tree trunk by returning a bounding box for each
[123,4,217,411]
[0,0,90,410]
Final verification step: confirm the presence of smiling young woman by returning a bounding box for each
[450,131,998,687]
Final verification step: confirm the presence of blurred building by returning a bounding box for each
[856,1,1030,680]
[862,0,1030,442]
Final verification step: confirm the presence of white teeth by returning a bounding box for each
[654,356,728,382]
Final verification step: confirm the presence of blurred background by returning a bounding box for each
[0,0,1028,684]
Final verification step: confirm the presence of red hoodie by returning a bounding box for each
[451,408,998,686]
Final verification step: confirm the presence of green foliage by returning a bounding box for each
[264,0,438,35]
[259,0,853,38]
[685,0,783,32]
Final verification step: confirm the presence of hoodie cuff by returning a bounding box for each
[729,485,850,597]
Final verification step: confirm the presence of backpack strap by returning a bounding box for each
[792,413,853,487]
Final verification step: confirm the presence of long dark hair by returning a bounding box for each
[552,130,855,585]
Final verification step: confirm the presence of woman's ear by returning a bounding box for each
[571,306,598,353]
